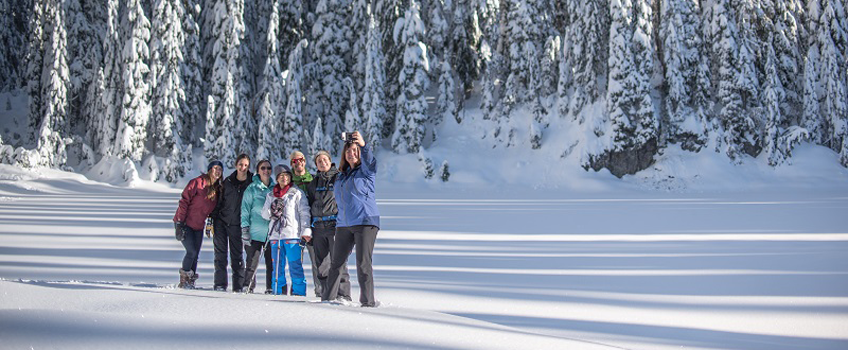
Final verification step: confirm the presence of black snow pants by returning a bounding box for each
[213,222,245,291]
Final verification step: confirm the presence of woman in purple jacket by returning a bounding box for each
[322,131,380,307]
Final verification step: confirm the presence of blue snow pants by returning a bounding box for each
[270,240,305,296]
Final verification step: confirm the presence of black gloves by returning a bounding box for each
[174,221,186,241]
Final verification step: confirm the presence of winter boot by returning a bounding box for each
[178,269,190,289]
[186,271,198,289]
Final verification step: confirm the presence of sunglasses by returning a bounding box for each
[291,158,305,164]
[259,166,272,170]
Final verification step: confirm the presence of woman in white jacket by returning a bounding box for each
[261,164,312,296]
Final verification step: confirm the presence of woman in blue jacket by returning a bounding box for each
[240,160,275,294]
[323,131,380,307]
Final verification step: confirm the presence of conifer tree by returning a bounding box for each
[36,0,71,168]
[362,15,386,150]
[817,0,848,161]
[0,0,13,92]
[24,0,44,147]
[181,0,203,146]
[284,40,309,158]
[435,52,457,135]
[377,0,403,137]
[763,41,786,166]
[450,0,481,101]
[115,0,152,162]
[279,0,304,69]
[603,0,657,175]
[312,0,352,152]
[150,0,189,181]
[563,0,608,120]
[88,0,121,159]
[256,1,285,162]
[427,0,449,82]
[659,0,708,151]
[391,0,429,154]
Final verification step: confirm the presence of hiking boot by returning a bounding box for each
[186,271,198,289]
[178,269,190,289]
[213,286,226,292]
[264,289,273,295]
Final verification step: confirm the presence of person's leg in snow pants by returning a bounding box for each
[313,222,350,298]
[270,240,306,295]
[213,223,245,291]
[324,225,378,306]
[181,227,204,273]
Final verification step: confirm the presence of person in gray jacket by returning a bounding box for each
[306,150,351,300]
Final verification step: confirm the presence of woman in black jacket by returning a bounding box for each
[306,150,351,300]
[211,154,253,292]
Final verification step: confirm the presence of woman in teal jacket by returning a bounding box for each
[240,160,275,293]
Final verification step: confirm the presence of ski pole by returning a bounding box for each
[248,238,272,293]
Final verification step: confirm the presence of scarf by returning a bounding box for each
[273,183,292,198]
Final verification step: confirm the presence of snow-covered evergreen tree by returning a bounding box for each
[181,0,203,146]
[439,159,450,181]
[24,0,44,147]
[35,0,71,168]
[771,0,803,126]
[817,0,848,163]
[0,0,14,91]
[114,0,152,162]
[205,0,247,165]
[659,0,708,151]
[377,0,403,138]
[435,52,457,134]
[449,0,481,101]
[427,0,449,81]
[539,35,560,99]
[66,0,100,140]
[312,0,352,152]
[556,38,572,120]
[763,40,785,166]
[350,0,370,114]
[89,0,122,159]
[362,15,386,150]
[417,151,435,179]
[391,0,429,154]
[284,40,310,158]
[256,1,285,163]
[563,0,608,120]
[601,0,657,176]
[149,0,189,182]
[279,0,305,69]
[707,0,755,161]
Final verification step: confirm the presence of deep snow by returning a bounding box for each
[2,142,848,349]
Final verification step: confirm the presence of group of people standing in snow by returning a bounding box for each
[172,131,380,307]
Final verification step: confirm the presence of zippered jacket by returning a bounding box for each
[261,185,312,241]
[335,144,380,228]
[306,166,339,218]
[174,175,218,231]
[240,175,274,242]
[212,170,253,227]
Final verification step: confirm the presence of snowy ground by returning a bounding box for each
[2,145,848,349]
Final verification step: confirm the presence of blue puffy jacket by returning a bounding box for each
[335,144,380,228]
[240,174,275,242]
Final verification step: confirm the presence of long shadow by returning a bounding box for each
[0,309,456,349]
[0,217,174,228]
[453,313,848,350]
[0,231,170,240]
